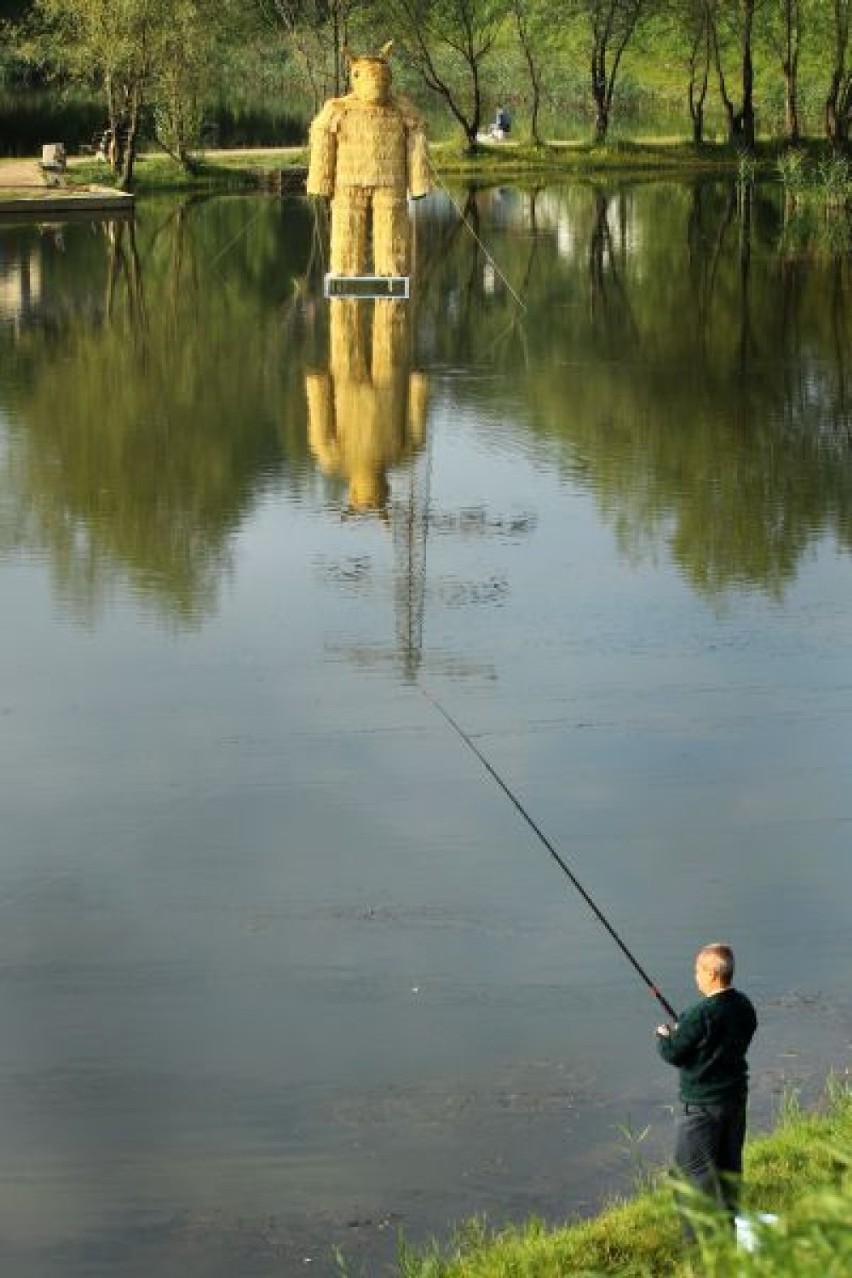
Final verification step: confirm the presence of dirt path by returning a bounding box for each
[0,158,43,189]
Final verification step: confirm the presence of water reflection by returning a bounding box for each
[306,298,428,514]
[2,182,852,1276]
[1,180,851,624]
[0,239,42,326]
[0,202,316,624]
[415,181,852,599]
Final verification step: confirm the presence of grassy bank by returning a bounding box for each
[65,149,307,197]
[388,1080,852,1277]
[59,136,845,198]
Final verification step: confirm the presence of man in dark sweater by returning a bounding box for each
[656,943,757,1234]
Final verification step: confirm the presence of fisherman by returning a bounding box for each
[488,105,511,140]
[655,943,757,1238]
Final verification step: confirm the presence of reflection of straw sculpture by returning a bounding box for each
[306,41,432,277]
[307,299,428,511]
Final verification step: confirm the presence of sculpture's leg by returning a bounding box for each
[372,189,410,276]
[330,187,369,275]
[330,298,369,383]
[371,299,408,387]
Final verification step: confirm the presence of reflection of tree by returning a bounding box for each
[415,185,531,369]
[415,179,852,600]
[0,200,315,625]
[588,188,639,343]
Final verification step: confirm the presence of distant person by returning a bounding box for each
[95,128,113,163]
[655,943,757,1239]
[489,105,510,141]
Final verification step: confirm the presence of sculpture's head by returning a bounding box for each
[346,41,394,104]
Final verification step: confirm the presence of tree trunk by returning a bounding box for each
[778,0,801,146]
[783,59,799,144]
[105,73,121,176]
[708,0,754,149]
[592,47,609,143]
[740,0,755,149]
[513,0,543,146]
[119,88,141,190]
[825,71,852,152]
[688,21,710,146]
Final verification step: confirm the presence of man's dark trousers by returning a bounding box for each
[673,1097,746,1234]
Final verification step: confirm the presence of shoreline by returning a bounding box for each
[393,1078,852,1276]
[0,136,837,210]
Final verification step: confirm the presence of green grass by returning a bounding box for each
[65,148,307,196]
[55,136,848,198]
[430,137,748,178]
[380,1080,852,1277]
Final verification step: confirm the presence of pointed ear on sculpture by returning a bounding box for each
[380,40,394,59]
[342,44,354,66]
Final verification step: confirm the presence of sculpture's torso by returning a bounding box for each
[329,100,408,189]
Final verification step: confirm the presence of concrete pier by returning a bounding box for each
[0,158,134,219]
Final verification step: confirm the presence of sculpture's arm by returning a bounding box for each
[406,125,432,200]
[306,102,340,198]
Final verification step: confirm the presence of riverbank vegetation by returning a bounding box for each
[389,1079,852,1276]
[1,0,852,183]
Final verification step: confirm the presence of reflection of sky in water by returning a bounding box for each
[2,192,852,1272]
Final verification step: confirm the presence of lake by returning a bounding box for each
[1,178,851,1276]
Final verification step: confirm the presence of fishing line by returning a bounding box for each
[425,158,527,313]
[208,201,269,275]
[421,689,677,1020]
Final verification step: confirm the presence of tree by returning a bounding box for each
[510,0,544,145]
[569,0,647,143]
[762,0,802,144]
[673,0,712,144]
[381,0,511,151]
[254,0,367,109]
[34,0,154,185]
[153,0,226,168]
[824,0,852,150]
[706,0,757,149]
[31,0,225,185]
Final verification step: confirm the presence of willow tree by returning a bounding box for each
[34,0,158,185]
[33,0,224,184]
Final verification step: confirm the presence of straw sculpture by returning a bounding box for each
[306,41,432,277]
[306,298,429,512]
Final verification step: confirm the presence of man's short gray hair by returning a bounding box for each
[699,942,735,984]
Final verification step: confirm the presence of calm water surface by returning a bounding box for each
[1,181,851,1275]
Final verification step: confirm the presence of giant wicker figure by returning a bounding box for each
[306,42,432,277]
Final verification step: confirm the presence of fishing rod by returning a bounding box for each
[422,689,678,1021]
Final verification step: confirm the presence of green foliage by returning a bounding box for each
[0,87,101,155]
[777,147,807,193]
[777,148,852,252]
[3,0,852,151]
